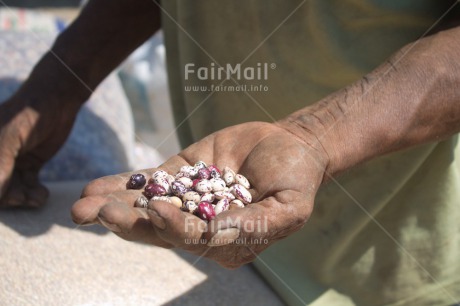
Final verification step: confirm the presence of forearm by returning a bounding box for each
[280,26,460,177]
[16,0,160,106]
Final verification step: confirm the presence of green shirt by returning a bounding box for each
[162,1,460,305]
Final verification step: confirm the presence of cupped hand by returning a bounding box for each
[72,121,329,268]
[0,92,80,208]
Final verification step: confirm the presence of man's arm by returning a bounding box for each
[280,24,460,177]
[24,0,161,105]
[0,0,161,207]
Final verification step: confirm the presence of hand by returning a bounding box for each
[0,91,80,208]
[72,121,329,268]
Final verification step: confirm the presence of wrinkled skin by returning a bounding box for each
[0,92,79,208]
[71,122,329,268]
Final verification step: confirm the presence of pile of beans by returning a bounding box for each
[126,161,252,221]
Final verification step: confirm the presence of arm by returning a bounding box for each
[19,0,161,107]
[279,25,460,178]
[0,0,161,208]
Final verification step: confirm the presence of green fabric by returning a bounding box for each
[162,1,460,305]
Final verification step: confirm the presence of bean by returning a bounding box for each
[201,192,215,203]
[152,178,171,193]
[195,201,216,221]
[210,178,226,192]
[171,181,188,197]
[208,165,221,179]
[169,196,183,208]
[223,167,235,186]
[144,184,167,198]
[177,177,193,188]
[127,174,146,190]
[231,184,252,204]
[149,196,172,204]
[134,195,149,208]
[214,191,236,201]
[235,174,250,189]
[230,199,245,209]
[215,198,230,215]
[184,200,198,213]
[182,191,201,204]
[152,170,168,180]
[180,165,198,178]
[195,179,212,193]
[197,168,211,180]
[194,161,208,170]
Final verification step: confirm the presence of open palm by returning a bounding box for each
[72,121,328,268]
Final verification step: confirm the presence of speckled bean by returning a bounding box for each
[195,179,212,193]
[214,198,230,215]
[149,196,172,204]
[200,192,215,203]
[180,165,198,178]
[175,171,190,179]
[214,191,236,201]
[177,177,193,188]
[171,181,188,197]
[194,161,208,170]
[153,178,171,194]
[195,201,216,221]
[197,168,211,180]
[235,174,250,189]
[231,184,252,204]
[230,199,245,208]
[222,167,235,186]
[144,183,167,198]
[182,191,201,204]
[135,195,149,208]
[152,170,168,180]
[208,165,221,179]
[210,178,226,192]
[184,200,198,213]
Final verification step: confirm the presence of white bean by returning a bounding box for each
[235,174,250,189]
[215,198,230,215]
[231,184,252,204]
[210,178,226,192]
[135,195,149,208]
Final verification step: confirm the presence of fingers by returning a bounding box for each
[71,189,143,225]
[0,179,24,208]
[73,192,174,248]
[0,171,49,209]
[147,200,207,252]
[205,190,312,247]
[97,202,173,248]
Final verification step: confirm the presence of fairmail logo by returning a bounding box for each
[184,62,276,81]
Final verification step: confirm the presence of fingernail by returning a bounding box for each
[97,216,122,233]
[147,209,166,230]
[208,228,240,247]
